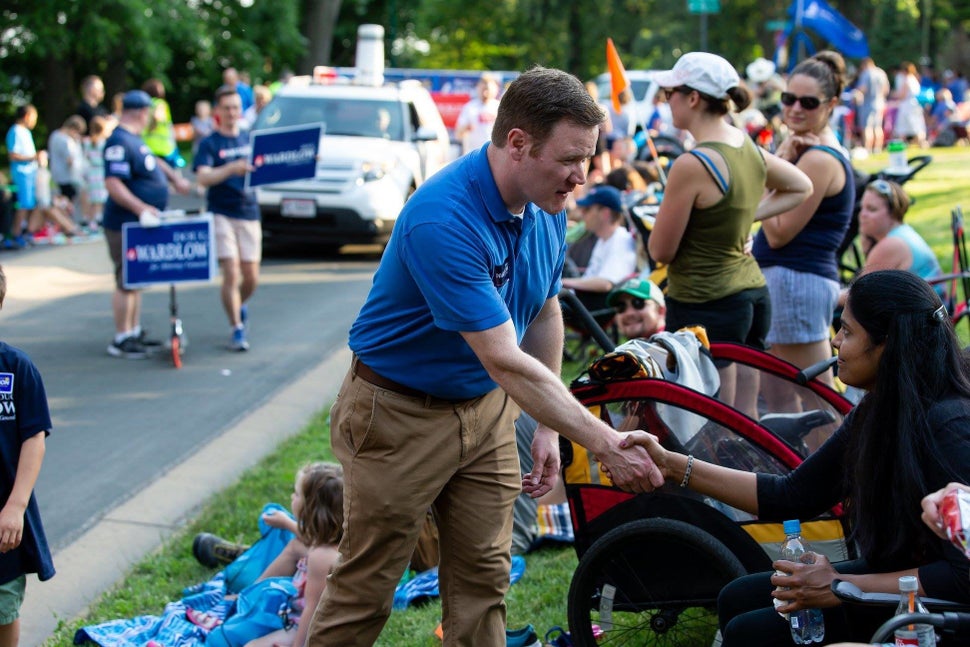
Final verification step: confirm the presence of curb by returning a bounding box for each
[21,346,352,645]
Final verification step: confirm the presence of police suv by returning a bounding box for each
[252,72,452,250]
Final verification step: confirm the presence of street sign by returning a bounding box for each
[688,0,720,13]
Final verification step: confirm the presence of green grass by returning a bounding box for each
[46,410,579,646]
[47,146,970,646]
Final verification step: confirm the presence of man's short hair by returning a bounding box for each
[14,105,35,122]
[63,115,86,134]
[213,84,241,105]
[491,66,606,151]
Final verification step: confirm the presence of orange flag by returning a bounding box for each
[606,38,629,113]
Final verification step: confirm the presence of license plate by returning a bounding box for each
[281,199,316,218]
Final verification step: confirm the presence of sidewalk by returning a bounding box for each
[21,344,351,645]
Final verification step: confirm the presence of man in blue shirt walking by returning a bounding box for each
[308,66,664,647]
[194,85,259,351]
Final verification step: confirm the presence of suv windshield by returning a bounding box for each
[253,96,405,141]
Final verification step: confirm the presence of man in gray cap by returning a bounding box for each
[562,184,637,309]
[102,89,191,359]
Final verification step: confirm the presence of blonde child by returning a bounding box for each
[82,115,113,229]
[245,462,343,647]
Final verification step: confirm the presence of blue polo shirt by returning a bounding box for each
[349,145,566,400]
[193,131,259,221]
[102,127,168,231]
[0,342,54,585]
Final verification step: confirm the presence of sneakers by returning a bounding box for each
[107,335,149,359]
[229,326,249,352]
[137,328,163,348]
[506,624,541,647]
[192,532,248,568]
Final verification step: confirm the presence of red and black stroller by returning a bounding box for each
[558,312,854,645]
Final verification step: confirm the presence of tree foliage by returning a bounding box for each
[0,0,966,141]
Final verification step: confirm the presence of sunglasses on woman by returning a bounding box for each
[614,297,648,313]
[662,86,693,101]
[780,92,823,110]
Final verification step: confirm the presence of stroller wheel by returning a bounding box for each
[567,517,746,646]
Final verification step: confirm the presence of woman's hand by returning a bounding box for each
[775,132,821,163]
[921,482,970,540]
[771,553,841,612]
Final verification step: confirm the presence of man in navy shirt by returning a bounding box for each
[103,90,190,359]
[308,67,664,647]
[194,85,259,352]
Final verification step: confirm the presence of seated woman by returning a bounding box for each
[841,179,943,306]
[621,270,970,645]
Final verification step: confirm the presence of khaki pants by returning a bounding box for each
[307,365,521,647]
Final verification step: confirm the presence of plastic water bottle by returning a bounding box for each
[887,140,908,173]
[780,519,825,644]
[893,575,935,646]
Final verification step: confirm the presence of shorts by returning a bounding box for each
[762,266,839,345]
[12,168,36,210]
[214,215,261,263]
[857,104,885,131]
[58,184,78,201]
[665,286,771,350]
[0,575,26,625]
[105,228,138,291]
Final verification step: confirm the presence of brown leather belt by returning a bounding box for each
[353,355,443,401]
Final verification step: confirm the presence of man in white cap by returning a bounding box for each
[102,90,191,358]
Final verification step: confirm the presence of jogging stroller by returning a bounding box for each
[560,329,853,646]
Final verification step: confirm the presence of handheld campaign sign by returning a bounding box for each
[245,123,322,189]
[122,214,217,288]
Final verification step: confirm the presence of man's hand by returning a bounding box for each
[173,175,193,195]
[522,425,560,498]
[599,430,665,492]
[0,503,25,553]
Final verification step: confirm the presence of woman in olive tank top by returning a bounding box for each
[648,52,812,417]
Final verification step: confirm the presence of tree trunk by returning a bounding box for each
[300,0,343,73]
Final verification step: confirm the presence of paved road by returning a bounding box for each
[2,234,378,553]
[0,228,376,549]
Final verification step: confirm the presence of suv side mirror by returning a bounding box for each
[413,126,439,142]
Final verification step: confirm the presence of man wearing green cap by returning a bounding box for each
[606,276,666,340]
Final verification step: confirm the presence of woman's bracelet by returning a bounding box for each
[680,454,694,488]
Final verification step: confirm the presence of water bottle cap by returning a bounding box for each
[888,140,906,152]
[898,575,918,591]
[783,519,801,535]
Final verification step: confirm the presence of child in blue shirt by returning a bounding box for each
[0,264,54,645]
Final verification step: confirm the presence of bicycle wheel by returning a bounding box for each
[171,335,182,369]
[567,517,747,646]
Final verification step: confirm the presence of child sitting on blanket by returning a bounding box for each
[243,462,342,647]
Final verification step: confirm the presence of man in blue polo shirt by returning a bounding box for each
[194,85,258,352]
[103,90,191,359]
[308,67,664,647]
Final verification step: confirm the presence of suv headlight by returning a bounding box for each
[360,160,395,183]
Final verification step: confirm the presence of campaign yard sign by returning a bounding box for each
[122,215,217,288]
[245,123,322,188]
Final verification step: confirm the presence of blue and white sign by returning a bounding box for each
[122,215,217,288]
[245,123,322,188]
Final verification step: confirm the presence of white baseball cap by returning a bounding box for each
[653,52,740,100]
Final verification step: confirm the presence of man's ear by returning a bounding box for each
[507,128,531,161]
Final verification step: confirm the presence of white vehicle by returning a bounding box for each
[595,70,662,130]
[252,78,452,249]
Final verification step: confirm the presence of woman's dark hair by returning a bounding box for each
[791,50,847,102]
[296,462,344,547]
[141,78,165,99]
[842,270,970,566]
[696,84,751,116]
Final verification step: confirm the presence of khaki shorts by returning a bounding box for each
[214,215,262,263]
[0,575,26,625]
[105,228,138,291]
